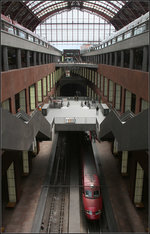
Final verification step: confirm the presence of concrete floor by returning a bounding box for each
[2,141,52,233]
[95,141,147,233]
[2,139,148,233]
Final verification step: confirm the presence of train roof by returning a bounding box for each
[82,145,100,187]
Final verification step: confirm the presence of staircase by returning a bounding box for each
[99,108,148,151]
[2,108,52,151]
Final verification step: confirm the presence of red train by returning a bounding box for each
[81,132,102,220]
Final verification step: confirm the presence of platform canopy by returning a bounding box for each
[2,0,149,31]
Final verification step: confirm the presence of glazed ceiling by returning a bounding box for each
[2,1,149,31]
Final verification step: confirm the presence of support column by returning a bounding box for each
[42,53,45,64]
[26,50,30,67]
[25,88,30,114]
[121,50,124,67]
[112,83,116,108]
[38,53,41,65]
[121,88,125,114]
[129,48,134,69]
[3,46,9,71]
[46,54,48,64]
[35,82,38,108]
[135,96,141,114]
[109,53,112,65]
[142,46,148,72]
[33,51,36,66]
[10,96,16,114]
[22,151,29,175]
[17,48,21,69]
[114,52,117,66]
[106,53,109,64]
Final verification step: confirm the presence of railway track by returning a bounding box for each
[40,132,109,233]
[40,133,70,233]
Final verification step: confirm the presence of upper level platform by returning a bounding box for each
[44,98,105,132]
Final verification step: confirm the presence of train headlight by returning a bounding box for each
[95,210,101,215]
[86,210,92,215]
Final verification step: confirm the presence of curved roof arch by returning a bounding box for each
[2,1,149,31]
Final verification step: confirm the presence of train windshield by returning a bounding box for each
[94,190,100,198]
[85,190,92,198]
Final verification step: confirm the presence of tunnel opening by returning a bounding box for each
[60,83,86,97]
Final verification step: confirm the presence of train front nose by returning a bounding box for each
[85,207,102,220]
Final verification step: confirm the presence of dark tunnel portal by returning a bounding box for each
[60,83,86,97]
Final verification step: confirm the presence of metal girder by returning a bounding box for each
[2,0,149,31]
[3,1,15,15]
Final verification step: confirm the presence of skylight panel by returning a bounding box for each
[37,2,68,18]
[29,1,41,9]
[84,2,115,18]
[32,1,64,15]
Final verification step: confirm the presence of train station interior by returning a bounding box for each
[1,0,149,233]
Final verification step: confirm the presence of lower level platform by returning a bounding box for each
[2,139,148,233]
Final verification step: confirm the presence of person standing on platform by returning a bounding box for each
[96,106,99,115]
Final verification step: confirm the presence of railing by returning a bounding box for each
[15,109,31,122]
[120,110,135,122]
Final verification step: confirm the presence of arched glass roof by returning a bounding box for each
[2,1,149,31]
[24,1,127,20]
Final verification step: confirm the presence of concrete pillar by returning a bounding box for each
[10,96,16,114]
[129,48,134,69]
[102,54,104,64]
[108,80,113,103]
[38,53,41,65]
[121,88,125,114]
[22,151,29,175]
[26,50,30,67]
[46,54,48,64]
[114,52,117,66]
[99,54,102,63]
[25,88,30,114]
[112,83,116,108]
[17,48,21,68]
[121,50,124,67]
[142,46,148,72]
[135,96,141,114]
[42,53,45,64]
[109,53,112,65]
[121,151,128,175]
[35,82,38,108]
[3,46,9,71]
[33,51,36,66]
[106,53,109,64]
